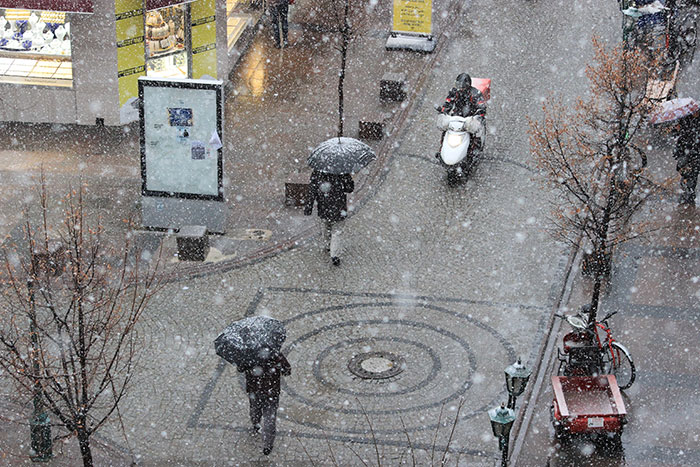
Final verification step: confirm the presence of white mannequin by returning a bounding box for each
[28,13,39,28]
[55,25,66,41]
[32,35,45,48]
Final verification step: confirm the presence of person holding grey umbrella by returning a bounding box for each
[304,137,375,266]
[240,351,291,455]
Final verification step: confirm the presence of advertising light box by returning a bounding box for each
[139,77,223,201]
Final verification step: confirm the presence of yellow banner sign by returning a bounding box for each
[116,0,145,115]
[392,0,432,35]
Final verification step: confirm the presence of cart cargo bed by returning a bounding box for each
[551,375,627,435]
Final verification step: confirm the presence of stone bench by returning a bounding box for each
[358,112,386,140]
[380,72,407,102]
[176,225,209,262]
[285,173,309,207]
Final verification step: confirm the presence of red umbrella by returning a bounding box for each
[649,97,700,125]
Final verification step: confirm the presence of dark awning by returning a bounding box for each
[146,0,193,11]
[0,0,93,13]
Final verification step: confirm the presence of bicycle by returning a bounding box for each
[556,309,636,390]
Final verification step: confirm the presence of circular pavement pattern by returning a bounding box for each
[280,300,516,435]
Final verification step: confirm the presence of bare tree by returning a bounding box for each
[529,38,671,321]
[0,175,163,466]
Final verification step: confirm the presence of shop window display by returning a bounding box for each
[0,9,72,86]
[145,5,188,79]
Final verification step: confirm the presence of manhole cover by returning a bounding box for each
[348,351,405,380]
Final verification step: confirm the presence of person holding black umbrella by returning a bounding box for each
[214,316,290,455]
[240,350,291,455]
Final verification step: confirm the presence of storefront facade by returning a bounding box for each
[0,0,261,125]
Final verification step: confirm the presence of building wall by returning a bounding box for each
[0,0,253,126]
[76,0,120,125]
[0,0,120,125]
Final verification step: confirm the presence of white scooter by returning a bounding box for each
[435,111,486,183]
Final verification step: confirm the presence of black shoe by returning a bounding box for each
[283,40,289,48]
[331,256,340,266]
[249,424,260,434]
[263,447,272,456]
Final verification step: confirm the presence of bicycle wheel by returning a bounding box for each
[602,341,636,390]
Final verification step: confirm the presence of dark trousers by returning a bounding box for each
[248,392,279,452]
[680,169,698,204]
[270,3,288,47]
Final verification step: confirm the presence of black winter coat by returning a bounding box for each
[439,86,486,117]
[674,117,700,173]
[243,353,291,402]
[304,171,354,222]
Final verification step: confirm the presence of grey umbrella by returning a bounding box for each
[214,316,286,370]
[307,137,377,174]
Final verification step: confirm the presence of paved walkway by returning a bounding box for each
[85,0,613,464]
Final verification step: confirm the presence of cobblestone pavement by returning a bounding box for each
[0,0,632,465]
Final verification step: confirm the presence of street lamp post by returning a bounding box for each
[487,358,531,466]
[504,358,532,410]
[488,403,516,467]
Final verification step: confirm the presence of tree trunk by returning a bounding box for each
[337,33,348,138]
[588,182,616,323]
[77,428,93,467]
[336,0,350,138]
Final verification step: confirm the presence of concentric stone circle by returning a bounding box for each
[283,317,474,416]
[275,300,515,436]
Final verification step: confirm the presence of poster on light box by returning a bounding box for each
[139,77,224,200]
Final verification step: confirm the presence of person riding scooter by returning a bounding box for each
[436,73,486,156]
[438,73,487,118]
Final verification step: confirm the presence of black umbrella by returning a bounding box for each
[307,137,376,174]
[214,316,286,370]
